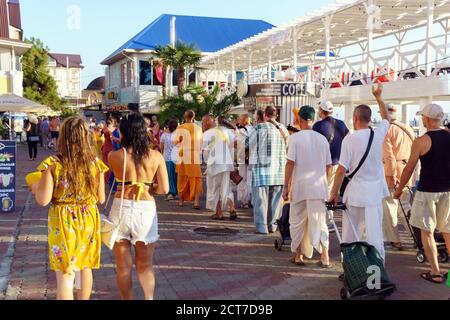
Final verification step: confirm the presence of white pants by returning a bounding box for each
[206,171,233,211]
[237,164,252,205]
[289,200,329,259]
[343,204,385,261]
[382,189,411,243]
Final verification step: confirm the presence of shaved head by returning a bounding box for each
[184,110,195,121]
[354,104,372,123]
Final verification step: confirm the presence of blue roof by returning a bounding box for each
[102,14,274,64]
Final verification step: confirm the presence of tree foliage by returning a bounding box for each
[158,85,240,125]
[22,37,65,110]
[153,41,202,96]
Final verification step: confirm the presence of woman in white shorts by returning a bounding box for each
[108,113,169,300]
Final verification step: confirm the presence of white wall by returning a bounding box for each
[49,66,82,98]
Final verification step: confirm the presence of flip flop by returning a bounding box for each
[420,272,444,284]
[193,205,201,210]
[211,215,225,221]
[230,211,238,221]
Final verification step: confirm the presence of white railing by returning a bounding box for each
[311,33,450,90]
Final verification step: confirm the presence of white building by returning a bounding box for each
[101,14,274,113]
[48,53,84,107]
[0,0,31,96]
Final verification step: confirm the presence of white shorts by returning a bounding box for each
[110,199,159,246]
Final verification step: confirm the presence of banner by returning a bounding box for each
[0,140,16,213]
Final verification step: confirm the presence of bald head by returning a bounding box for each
[239,114,251,126]
[184,110,195,122]
[202,114,215,132]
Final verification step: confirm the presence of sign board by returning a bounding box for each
[246,83,308,97]
[0,141,16,213]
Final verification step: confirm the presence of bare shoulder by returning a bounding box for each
[414,134,431,154]
[149,149,164,162]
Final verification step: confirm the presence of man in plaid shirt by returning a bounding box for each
[249,106,289,234]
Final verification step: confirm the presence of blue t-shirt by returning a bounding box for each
[313,117,349,165]
[112,128,121,151]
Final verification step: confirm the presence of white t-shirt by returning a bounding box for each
[287,130,332,203]
[202,127,235,176]
[339,120,390,207]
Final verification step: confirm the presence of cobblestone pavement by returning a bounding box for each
[1,145,449,300]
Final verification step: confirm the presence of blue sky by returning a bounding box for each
[21,0,333,88]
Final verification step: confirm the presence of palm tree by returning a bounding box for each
[153,41,202,96]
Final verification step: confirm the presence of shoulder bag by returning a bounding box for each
[101,148,127,250]
[339,128,374,197]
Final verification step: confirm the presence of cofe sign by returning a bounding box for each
[281,83,306,96]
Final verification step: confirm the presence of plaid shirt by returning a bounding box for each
[249,122,288,187]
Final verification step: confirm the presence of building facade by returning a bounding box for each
[48,53,85,107]
[0,0,31,96]
[101,14,274,113]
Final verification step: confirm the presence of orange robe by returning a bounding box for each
[174,123,203,201]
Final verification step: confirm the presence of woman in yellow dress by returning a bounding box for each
[31,116,108,300]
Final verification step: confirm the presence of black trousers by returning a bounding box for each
[27,141,38,159]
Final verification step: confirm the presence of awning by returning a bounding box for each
[229,104,248,115]
[0,93,48,113]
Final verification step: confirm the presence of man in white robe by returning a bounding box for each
[203,116,236,220]
[283,106,332,267]
[236,114,255,208]
[329,84,390,260]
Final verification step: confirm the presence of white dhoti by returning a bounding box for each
[343,204,386,260]
[237,164,252,205]
[206,171,233,211]
[382,188,411,243]
[289,200,329,259]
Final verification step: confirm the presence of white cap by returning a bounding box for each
[416,104,445,120]
[318,100,334,113]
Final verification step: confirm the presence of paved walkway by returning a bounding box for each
[1,145,449,300]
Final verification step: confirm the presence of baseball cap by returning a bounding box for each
[299,106,316,121]
[416,104,445,120]
[318,100,334,113]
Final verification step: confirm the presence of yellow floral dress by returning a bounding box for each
[38,157,109,275]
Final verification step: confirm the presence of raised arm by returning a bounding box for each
[372,83,388,121]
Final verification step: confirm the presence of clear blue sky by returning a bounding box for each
[21,0,333,88]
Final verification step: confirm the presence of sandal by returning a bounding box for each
[317,261,331,269]
[211,214,225,221]
[290,257,306,266]
[193,205,201,210]
[391,242,404,251]
[230,211,238,221]
[420,272,444,284]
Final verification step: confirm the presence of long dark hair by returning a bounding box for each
[120,113,150,166]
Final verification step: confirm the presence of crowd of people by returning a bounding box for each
[26,83,450,300]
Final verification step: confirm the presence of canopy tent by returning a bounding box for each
[0,94,48,139]
[0,94,47,113]
[201,0,450,71]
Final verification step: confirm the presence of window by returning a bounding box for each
[121,63,127,88]
[188,71,196,85]
[172,69,178,86]
[139,60,152,85]
[127,61,134,87]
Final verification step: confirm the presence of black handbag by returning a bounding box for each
[339,128,374,197]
